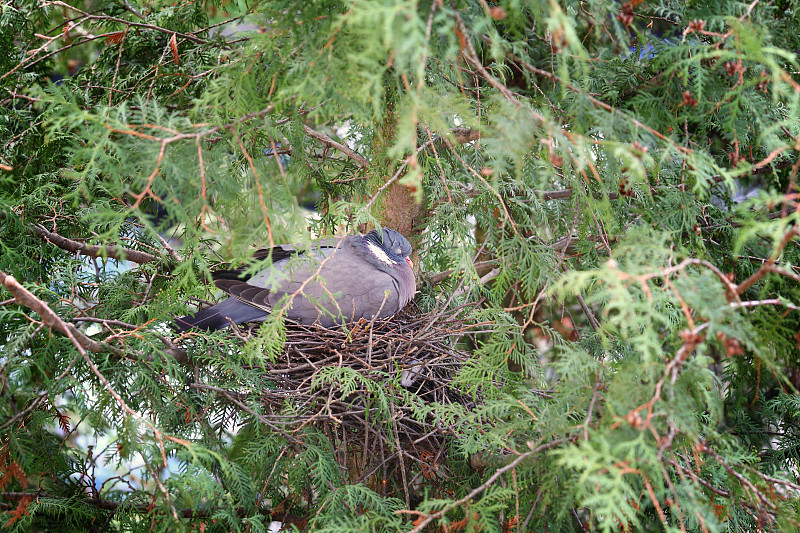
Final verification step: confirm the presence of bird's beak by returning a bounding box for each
[406,257,413,268]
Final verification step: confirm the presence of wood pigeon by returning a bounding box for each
[175,229,415,331]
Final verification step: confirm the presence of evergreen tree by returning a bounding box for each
[2,0,800,531]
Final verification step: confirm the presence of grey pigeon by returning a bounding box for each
[175,229,415,331]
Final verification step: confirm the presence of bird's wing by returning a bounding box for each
[173,296,269,332]
[210,238,347,317]
[266,246,402,325]
[212,237,402,325]
[211,244,298,282]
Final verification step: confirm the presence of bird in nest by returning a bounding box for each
[175,228,416,331]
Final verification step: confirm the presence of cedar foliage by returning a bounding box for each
[2,0,800,531]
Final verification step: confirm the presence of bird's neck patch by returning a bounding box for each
[366,242,397,266]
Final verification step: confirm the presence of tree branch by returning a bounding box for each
[737,227,800,294]
[42,1,208,44]
[0,491,282,520]
[403,438,572,532]
[427,260,497,286]
[0,269,120,356]
[364,127,483,213]
[31,224,159,264]
[303,124,370,169]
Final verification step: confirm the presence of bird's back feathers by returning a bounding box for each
[175,231,415,332]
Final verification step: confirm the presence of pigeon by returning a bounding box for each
[175,229,415,331]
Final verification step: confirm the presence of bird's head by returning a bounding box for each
[365,228,413,268]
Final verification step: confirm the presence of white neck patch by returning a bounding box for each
[367,242,397,266]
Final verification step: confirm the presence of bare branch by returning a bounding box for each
[31,224,159,264]
[732,298,800,312]
[303,124,370,169]
[427,260,497,286]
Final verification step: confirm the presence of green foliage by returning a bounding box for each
[3,0,800,531]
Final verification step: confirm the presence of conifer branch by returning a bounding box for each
[427,260,497,286]
[0,270,121,357]
[0,491,278,519]
[30,224,159,264]
[0,269,188,364]
[5,2,800,529]
[363,127,481,212]
[404,438,572,533]
[737,227,800,294]
[302,124,370,168]
[1,2,235,82]
[42,1,209,44]
[487,35,798,183]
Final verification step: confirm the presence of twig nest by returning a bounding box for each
[209,303,483,489]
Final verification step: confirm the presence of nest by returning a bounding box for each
[201,303,482,495]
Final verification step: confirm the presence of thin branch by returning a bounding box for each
[42,1,207,43]
[0,270,121,356]
[303,124,370,169]
[31,224,158,264]
[363,127,481,212]
[576,293,600,331]
[121,0,146,20]
[0,491,276,519]
[0,268,189,364]
[427,260,497,286]
[495,35,800,183]
[737,227,800,294]
[403,438,571,532]
[732,298,800,312]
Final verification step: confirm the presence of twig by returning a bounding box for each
[303,125,369,169]
[0,491,274,519]
[363,128,482,212]
[363,141,432,212]
[427,260,497,286]
[42,1,207,43]
[0,270,121,356]
[403,438,571,533]
[732,299,800,312]
[31,224,158,264]
[737,227,800,294]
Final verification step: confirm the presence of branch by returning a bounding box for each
[403,438,571,532]
[1,2,229,82]
[364,127,483,211]
[427,260,497,286]
[737,227,800,294]
[302,125,370,169]
[496,37,800,183]
[2,219,188,363]
[732,298,800,312]
[31,224,159,264]
[0,491,282,520]
[301,125,480,173]
[42,1,207,43]
[0,270,120,357]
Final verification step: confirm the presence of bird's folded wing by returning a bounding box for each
[212,238,343,281]
[214,279,273,311]
[212,244,298,281]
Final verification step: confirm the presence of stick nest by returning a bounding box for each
[218,303,482,493]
